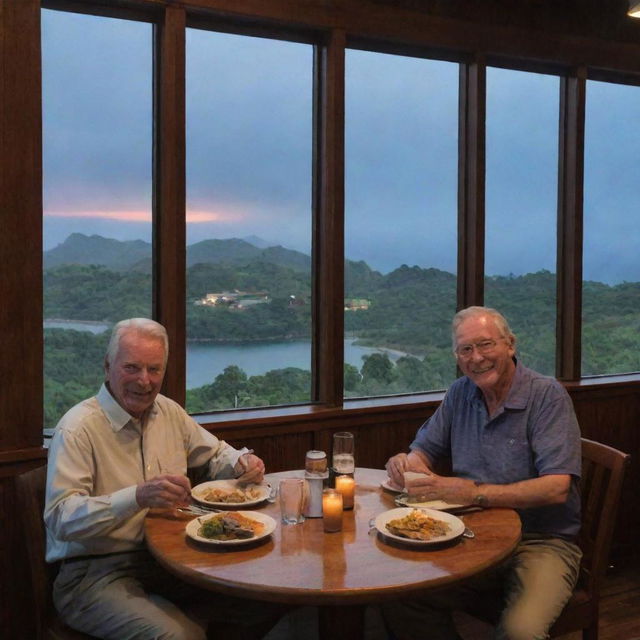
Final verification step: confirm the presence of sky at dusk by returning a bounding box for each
[42,9,640,285]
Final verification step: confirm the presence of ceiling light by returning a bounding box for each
[628,1,640,17]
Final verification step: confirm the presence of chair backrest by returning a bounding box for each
[577,437,630,597]
[15,464,56,639]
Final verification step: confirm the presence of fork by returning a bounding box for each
[176,504,221,516]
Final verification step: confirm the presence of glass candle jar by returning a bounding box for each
[335,474,355,510]
[322,488,343,532]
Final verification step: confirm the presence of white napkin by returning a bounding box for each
[403,471,430,485]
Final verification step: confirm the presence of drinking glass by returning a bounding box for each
[332,432,355,474]
[279,478,305,525]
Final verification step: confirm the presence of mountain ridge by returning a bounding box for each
[43,233,313,273]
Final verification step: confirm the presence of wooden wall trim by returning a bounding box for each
[0,0,43,451]
[49,1,640,75]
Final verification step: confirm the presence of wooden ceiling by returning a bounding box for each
[365,0,640,43]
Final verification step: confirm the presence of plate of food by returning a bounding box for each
[192,479,270,507]
[374,507,465,547]
[186,510,276,546]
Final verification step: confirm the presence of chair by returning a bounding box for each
[548,437,630,639]
[458,437,630,640]
[15,464,98,640]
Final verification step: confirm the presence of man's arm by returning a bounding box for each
[405,472,572,508]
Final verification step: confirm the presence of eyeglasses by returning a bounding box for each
[455,338,504,358]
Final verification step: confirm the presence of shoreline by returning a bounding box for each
[43,319,423,360]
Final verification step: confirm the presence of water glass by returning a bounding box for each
[332,431,355,474]
[279,478,305,525]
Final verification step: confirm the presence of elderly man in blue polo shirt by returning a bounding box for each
[384,306,582,640]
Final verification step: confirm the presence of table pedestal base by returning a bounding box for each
[319,604,365,640]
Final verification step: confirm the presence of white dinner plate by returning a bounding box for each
[185,511,276,546]
[394,493,467,512]
[191,479,270,507]
[374,507,465,547]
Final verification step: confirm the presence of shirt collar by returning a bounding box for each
[502,359,530,410]
[97,384,133,432]
[96,383,158,432]
[468,358,528,412]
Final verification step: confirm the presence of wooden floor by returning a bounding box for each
[264,556,640,639]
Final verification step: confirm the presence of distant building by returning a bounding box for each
[288,295,306,307]
[195,291,269,309]
[344,298,370,311]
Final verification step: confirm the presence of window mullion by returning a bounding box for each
[154,6,187,405]
[457,55,486,310]
[556,70,585,381]
[313,29,345,406]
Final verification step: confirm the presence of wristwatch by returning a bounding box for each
[472,481,489,507]
[472,493,489,508]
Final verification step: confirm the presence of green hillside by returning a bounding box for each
[42,234,640,423]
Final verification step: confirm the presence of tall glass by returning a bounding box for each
[279,478,305,525]
[332,432,355,474]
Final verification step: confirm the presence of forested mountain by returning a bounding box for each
[43,233,312,273]
[43,234,640,424]
[44,233,151,271]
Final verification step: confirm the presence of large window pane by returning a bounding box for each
[345,50,458,398]
[583,80,640,376]
[42,10,152,430]
[485,68,558,375]
[185,31,313,412]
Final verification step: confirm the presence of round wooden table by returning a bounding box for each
[145,468,521,639]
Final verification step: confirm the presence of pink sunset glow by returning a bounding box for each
[44,209,240,223]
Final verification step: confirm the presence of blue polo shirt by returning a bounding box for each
[411,360,581,538]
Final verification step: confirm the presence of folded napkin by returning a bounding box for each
[403,471,430,484]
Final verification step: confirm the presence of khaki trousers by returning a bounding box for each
[54,549,283,640]
[381,536,582,640]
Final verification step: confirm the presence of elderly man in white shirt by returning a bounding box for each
[45,318,274,640]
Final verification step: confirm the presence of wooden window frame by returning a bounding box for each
[4,0,640,459]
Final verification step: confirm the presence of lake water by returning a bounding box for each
[44,319,111,334]
[44,320,406,389]
[185,339,407,388]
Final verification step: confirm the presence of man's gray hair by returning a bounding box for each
[106,318,169,365]
[451,306,516,351]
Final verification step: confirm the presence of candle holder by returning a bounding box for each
[322,488,343,532]
[335,474,355,510]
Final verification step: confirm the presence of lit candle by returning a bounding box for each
[335,475,355,510]
[322,488,343,532]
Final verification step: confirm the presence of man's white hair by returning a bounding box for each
[106,318,169,365]
[451,306,516,351]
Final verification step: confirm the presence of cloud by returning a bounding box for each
[45,210,151,221]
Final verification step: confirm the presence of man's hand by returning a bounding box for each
[234,453,265,485]
[405,472,476,505]
[385,451,431,489]
[136,474,192,509]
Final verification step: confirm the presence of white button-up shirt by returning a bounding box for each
[45,384,245,562]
